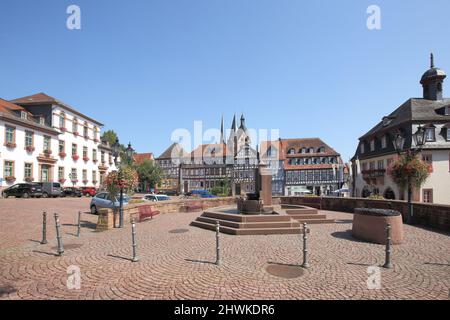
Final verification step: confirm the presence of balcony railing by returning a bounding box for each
[362,169,386,178]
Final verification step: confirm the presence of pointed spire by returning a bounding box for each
[240,113,246,129]
[220,115,224,144]
[430,52,435,68]
[231,114,236,132]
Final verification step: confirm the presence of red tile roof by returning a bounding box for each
[0,98,26,114]
[133,153,154,164]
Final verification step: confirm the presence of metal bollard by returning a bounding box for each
[41,212,48,244]
[131,219,139,262]
[301,223,310,268]
[383,223,393,269]
[76,211,82,237]
[54,213,64,256]
[215,220,221,266]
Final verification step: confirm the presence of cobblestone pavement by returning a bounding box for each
[0,198,449,300]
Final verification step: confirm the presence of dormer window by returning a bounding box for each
[360,143,365,154]
[317,147,325,153]
[425,126,436,142]
[288,148,295,155]
[300,148,306,154]
[445,106,450,116]
[21,111,27,120]
[382,117,393,127]
[381,135,387,149]
[309,147,314,153]
[370,139,375,152]
[39,117,45,125]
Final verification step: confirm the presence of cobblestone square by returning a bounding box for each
[0,198,449,300]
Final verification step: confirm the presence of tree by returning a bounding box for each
[210,178,231,197]
[135,159,164,192]
[101,130,118,147]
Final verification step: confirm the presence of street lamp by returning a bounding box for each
[111,138,130,229]
[392,125,427,224]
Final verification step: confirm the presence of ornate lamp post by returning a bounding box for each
[392,126,426,224]
[112,139,134,228]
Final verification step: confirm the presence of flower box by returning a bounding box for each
[94,139,99,143]
[43,150,52,157]
[84,135,89,140]
[83,157,90,162]
[4,142,16,148]
[60,127,67,132]
[59,152,67,158]
[25,146,35,153]
[72,155,80,161]
[92,180,98,185]
[24,177,34,182]
[83,180,89,184]
[5,176,16,183]
[59,179,66,183]
[73,132,80,137]
[71,180,78,184]
[93,159,98,164]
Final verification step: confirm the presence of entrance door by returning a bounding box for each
[184,181,189,193]
[235,184,241,195]
[41,165,50,182]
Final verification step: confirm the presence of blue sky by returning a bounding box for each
[1,0,449,161]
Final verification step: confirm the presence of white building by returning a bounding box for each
[0,93,117,192]
[351,55,450,205]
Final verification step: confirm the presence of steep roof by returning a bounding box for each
[133,153,154,164]
[0,98,26,114]
[359,98,450,140]
[11,92,104,126]
[191,142,227,159]
[157,143,188,159]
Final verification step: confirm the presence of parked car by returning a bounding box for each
[37,182,62,198]
[81,187,97,197]
[90,192,130,214]
[62,187,82,198]
[190,189,217,198]
[2,183,42,198]
[142,194,170,202]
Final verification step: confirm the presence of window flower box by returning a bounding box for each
[43,149,52,156]
[94,138,99,143]
[72,155,80,161]
[93,159,98,164]
[83,180,89,184]
[60,127,67,132]
[92,180,98,185]
[5,176,16,183]
[25,146,35,153]
[4,142,16,148]
[59,152,67,158]
[84,135,89,140]
[24,177,34,183]
[83,157,90,162]
[59,178,66,184]
[73,132,80,137]
[71,180,78,184]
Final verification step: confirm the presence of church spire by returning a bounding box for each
[430,52,435,68]
[220,115,224,144]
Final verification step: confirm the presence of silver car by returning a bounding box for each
[90,192,130,214]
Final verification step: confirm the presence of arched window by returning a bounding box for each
[384,188,396,200]
[317,147,325,153]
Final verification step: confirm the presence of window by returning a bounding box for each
[59,141,65,154]
[94,127,98,141]
[377,160,384,170]
[43,136,51,152]
[387,158,394,168]
[309,147,315,153]
[360,143,365,154]
[362,162,367,172]
[59,113,65,128]
[4,161,14,177]
[5,126,15,143]
[82,170,87,181]
[24,163,33,179]
[370,140,375,152]
[423,189,433,203]
[101,151,105,163]
[445,106,449,116]
[93,149,97,161]
[39,117,45,125]
[71,168,78,181]
[369,162,376,170]
[92,171,97,183]
[25,131,33,147]
[381,135,387,149]
[21,111,27,119]
[73,119,78,134]
[72,144,77,156]
[83,124,88,138]
[288,148,295,155]
[422,154,433,172]
[446,128,450,141]
[425,128,435,142]
[58,167,65,180]
[83,147,88,158]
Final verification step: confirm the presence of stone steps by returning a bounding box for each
[197,216,301,229]
[191,220,304,235]
[287,214,328,220]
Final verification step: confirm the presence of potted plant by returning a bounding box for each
[5,176,16,183]
[83,179,89,184]
[43,149,52,156]
[59,152,67,158]
[25,145,35,153]
[4,142,16,148]
[24,177,34,182]
[60,127,67,132]
[83,156,90,162]
[72,154,80,161]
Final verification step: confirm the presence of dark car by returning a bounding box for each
[62,187,82,197]
[2,183,43,198]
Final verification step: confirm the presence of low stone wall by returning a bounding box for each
[279,196,450,232]
[96,197,237,231]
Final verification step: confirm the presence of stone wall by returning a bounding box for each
[96,197,237,231]
[279,196,450,232]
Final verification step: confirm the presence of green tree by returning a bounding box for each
[101,130,134,167]
[210,178,231,197]
[101,130,118,147]
[135,159,164,192]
